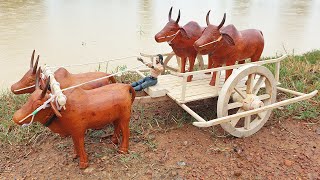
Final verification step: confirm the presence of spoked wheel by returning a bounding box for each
[217,65,277,137]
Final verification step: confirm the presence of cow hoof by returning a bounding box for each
[118,148,128,154]
[73,154,79,159]
[79,162,89,169]
[111,137,119,145]
[205,72,211,75]
[209,81,216,86]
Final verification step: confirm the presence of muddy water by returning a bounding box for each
[0,0,319,89]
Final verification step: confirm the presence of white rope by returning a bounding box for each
[158,30,180,40]
[13,85,36,93]
[60,64,146,92]
[19,94,55,127]
[48,55,138,69]
[55,93,66,110]
[198,36,222,48]
[13,73,46,93]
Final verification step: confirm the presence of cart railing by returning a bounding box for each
[169,54,288,103]
[140,52,205,73]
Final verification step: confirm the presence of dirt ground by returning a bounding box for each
[0,97,319,179]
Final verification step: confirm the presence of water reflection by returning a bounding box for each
[138,0,153,36]
[0,0,319,88]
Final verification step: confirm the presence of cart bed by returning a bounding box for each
[144,69,251,103]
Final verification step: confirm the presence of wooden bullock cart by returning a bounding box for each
[43,52,317,138]
[132,53,317,137]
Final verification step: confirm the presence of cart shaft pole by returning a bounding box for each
[193,90,318,127]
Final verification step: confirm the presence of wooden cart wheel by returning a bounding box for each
[217,65,277,137]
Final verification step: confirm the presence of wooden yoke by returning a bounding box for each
[42,65,67,109]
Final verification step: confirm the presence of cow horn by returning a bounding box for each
[206,10,211,25]
[41,76,50,98]
[176,9,180,23]
[33,55,39,74]
[30,50,35,68]
[50,101,62,118]
[35,67,41,89]
[168,7,173,21]
[218,13,226,29]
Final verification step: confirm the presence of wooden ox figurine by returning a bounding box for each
[13,70,135,169]
[11,50,116,94]
[193,11,264,86]
[154,7,206,82]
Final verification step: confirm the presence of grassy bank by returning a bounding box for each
[0,50,319,145]
[265,50,319,121]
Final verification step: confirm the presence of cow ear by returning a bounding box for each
[220,24,238,46]
[221,33,235,46]
[50,101,62,118]
[179,28,189,39]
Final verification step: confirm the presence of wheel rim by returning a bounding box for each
[217,65,277,137]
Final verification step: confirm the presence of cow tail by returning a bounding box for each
[108,76,117,84]
[129,85,136,104]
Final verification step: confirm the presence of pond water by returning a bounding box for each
[0,0,319,89]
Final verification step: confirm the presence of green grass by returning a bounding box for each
[264,50,320,121]
[0,91,46,145]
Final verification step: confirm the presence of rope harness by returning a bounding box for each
[19,94,55,127]
[198,35,222,48]
[13,85,36,93]
[157,30,181,41]
[13,56,138,93]
[48,56,138,69]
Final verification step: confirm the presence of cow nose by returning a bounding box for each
[13,111,23,125]
[154,36,158,42]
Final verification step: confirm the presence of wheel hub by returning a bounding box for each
[242,94,264,111]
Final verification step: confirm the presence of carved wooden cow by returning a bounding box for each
[194,11,264,86]
[154,7,206,82]
[13,70,135,169]
[11,50,116,94]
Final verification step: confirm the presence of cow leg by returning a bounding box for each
[180,57,187,73]
[206,55,214,75]
[118,117,130,154]
[72,134,88,169]
[251,47,263,63]
[187,56,196,82]
[225,60,236,82]
[111,120,120,145]
[72,136,80,159]
[209,62,222,86]
[248,54,262,82]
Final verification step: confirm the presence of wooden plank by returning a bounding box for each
[169,86,218,97]
[172,91,220,103]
